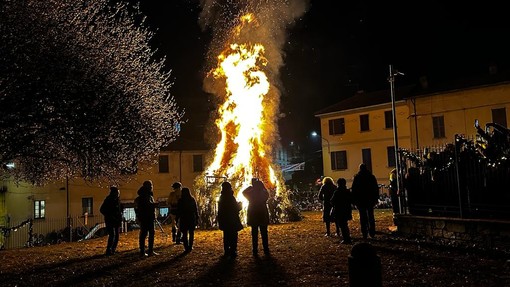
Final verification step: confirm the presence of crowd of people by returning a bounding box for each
[98,164,395,258]
[317,163,383,244]
[100,178,272,259]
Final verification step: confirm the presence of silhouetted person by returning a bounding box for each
[167,182,183,244]
[217,181,244,258]
[100,186,123,255]
[243,178,270,256]
[330,178,352,244]
[351,164,379,239]
[318,176,336,236]
[388,168,400,214]
[135,180,158,257]
[176,187,198,253]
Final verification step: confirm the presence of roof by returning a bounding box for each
[315,71,510,117]
[314,85,415,116]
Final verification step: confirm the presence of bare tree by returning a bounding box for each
[0,0,183,184]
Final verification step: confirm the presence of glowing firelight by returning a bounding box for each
[205,14,281,203]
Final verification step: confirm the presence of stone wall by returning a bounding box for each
[394,215,510,252]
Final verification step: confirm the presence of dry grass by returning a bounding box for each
[1,210,509,286]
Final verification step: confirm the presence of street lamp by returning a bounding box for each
[388,64,404,213]
[311,131,330,153]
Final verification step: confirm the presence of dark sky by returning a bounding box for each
[136,0,510,151]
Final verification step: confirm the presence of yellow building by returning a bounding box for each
[315,87,413,188]
[315,79,510,189]
[409,81,509,149]
[0,141,208,248]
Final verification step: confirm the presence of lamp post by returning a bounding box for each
[311,131,330,153]
[388,65,404,213]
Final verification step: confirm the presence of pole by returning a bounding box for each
[66,176,72,242]
[388,65,403,213]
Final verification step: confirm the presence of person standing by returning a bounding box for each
[330,178,352,244]
[243,178,270,256]
[217,181,244,259]
[135,180,158,257]
[318,177,336,236]
[176,187,199,253]
[351,163,380,239]
[389,168,400,214]
[100,186,123,255]
[167,182,183,244]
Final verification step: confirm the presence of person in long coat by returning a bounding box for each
[242,178,270,256]
[134,180,158,257]
[330,178,352,244]
[176,187,199,253]
[318,176,336,236]
[100,186,123,255]
[217,181,244,258]
[351,163,380,239]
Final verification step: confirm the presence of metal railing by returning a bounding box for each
[398,134,510,219]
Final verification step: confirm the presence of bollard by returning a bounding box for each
[348,242,382,287]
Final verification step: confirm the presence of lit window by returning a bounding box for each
[34,200,45,219]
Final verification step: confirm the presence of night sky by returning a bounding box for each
[136,0,510,151]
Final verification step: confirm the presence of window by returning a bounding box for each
[193,154,204,172]
[384,110,393,129]
[34,200,45,219]
[362,148,372,171]
[387,146,396,167]
[432,116,445,138]
[331,151,347,170]
[328,118,345,135]
[123,208,136,222]
[360,114,369,131]
[158,155,169,173]
[82,197,93,215]
[492,108,507,127]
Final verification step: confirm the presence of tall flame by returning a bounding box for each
[205,14,281,201]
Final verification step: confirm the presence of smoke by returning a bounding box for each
[199,0,309,142]
[193,1,310,227]
[198,0,309,90]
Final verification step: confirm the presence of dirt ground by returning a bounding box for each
[1,209,509,287]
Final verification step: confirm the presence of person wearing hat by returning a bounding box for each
[167,182,183,243]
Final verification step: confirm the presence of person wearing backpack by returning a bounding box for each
[100,186,123,256]
[134,180,158,257]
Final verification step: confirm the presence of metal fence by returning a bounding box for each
[1,215,106,250]
[398,135,510,219]
[0,206,175,250]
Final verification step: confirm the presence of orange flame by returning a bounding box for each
[205,14,281,202]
